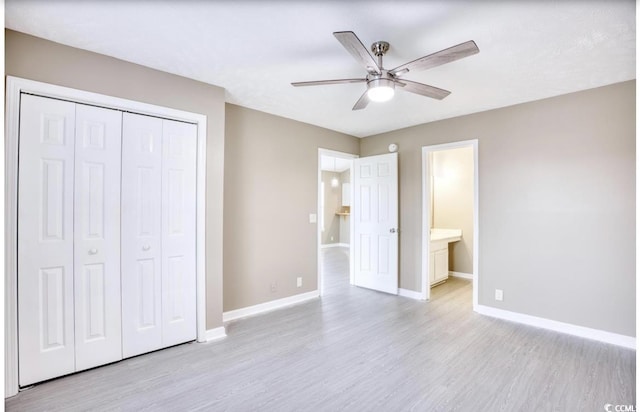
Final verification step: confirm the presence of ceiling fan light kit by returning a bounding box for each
[292,31,479,111]
[367,78,395,102]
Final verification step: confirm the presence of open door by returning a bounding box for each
[353,152,398,294]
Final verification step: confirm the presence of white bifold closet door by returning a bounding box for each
[18,95,76,386]
[18,95,122,386]
[121,113,197,358]
[160,119,197,347]
[73,104,123,371]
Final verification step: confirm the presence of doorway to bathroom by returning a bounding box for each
[421,140,479,308]
[317,149,357,296]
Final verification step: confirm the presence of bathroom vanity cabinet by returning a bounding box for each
[429,229,462,287]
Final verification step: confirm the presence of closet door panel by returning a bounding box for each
[161,120,197,347]
[74,104,123,371]
[18,94,76,386]
[121,113,163,358]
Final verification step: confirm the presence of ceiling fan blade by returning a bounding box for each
[390,40,479,76]
[395,79,451,100]
[333,31,381,75]
[291,78,366,87]
[352,90,370,110]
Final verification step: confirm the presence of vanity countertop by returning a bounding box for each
[430,228,462,243]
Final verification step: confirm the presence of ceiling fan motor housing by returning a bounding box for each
[367,76,395,89]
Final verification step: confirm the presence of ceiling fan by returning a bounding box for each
[292,31,479,110]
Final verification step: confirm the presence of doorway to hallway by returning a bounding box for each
[317,149,356,295]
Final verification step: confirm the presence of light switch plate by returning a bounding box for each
[309,213,317,223]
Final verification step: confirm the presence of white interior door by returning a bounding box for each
[73,104,123,371]
[161,120,197,347]
[353,152,399,294]
[18,94,76,385]
[121,112,163,358]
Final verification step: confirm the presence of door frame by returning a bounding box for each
[421,139,479,308]
[317,149,358,295]
[5,76,208,397]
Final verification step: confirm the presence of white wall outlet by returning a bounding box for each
[309,213,317,223]
[270,281,278,293]
[330,236,334,241]
[495,289,504,301]
[296,277,302,288]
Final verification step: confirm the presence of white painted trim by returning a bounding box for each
[195,113,208,344]
[472,142,479,310]
[5,76,209,397]
[421,139,479,308]
[319,148,358,159]
[317,149,358,296]
[475,305,636,349]
[223,290,320,323]
[0,26,5,399]
[320,243,349,249]
[5,76,21,398]
[399,288,424,300]
[449,271,474,280]
[349,165,355,287]
[421,147,429,301]
[204,327,227,342]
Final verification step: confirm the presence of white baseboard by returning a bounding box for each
[449,271,473,280]
[223,290,320,323]
[399,288,424,300]
[204,326,227,342]
[320,243,349,249]
[475,304,636,349]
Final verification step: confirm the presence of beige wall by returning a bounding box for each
[5,30,227,330]
[360,81,636,336]
[321,171,342,245]
[224,104,359,311]
[432,147,474,273]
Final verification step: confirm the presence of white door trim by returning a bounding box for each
[421,139,479,308]
[317,149,358,295]
[5,76,208,397]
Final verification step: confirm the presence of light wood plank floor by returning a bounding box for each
[6,247,636,411]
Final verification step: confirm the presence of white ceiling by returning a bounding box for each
[5,1,635,138]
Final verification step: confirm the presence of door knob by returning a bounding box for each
[389,228,396,233]
[142,245,151,251]
[88,248,98,255]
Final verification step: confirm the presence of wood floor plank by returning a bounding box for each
[6,247,635,411]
